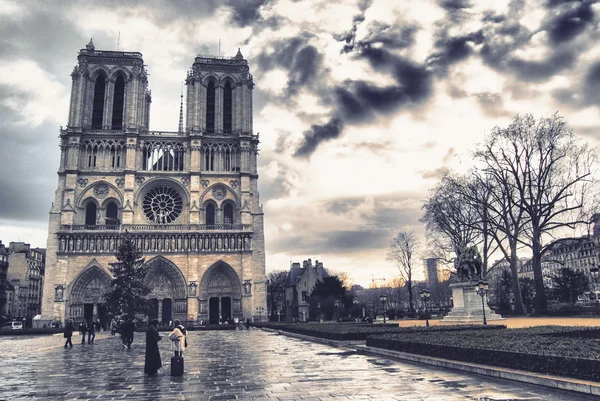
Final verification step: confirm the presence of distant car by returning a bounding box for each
[3,321,23,330]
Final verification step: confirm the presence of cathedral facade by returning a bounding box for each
[40,40,266,326]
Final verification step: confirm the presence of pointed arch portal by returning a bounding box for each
[144,256,188,324]
[68,265,111,327]
[199,261,242,324]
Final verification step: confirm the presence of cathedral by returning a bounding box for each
[40,40,267,326]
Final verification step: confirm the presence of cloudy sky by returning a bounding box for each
[1,0,600,287]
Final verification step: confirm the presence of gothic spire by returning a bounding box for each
[235,48,244,60]
[86,38,95,51]
[178,83,184,133]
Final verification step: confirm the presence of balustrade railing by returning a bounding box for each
[60,224,252,232]
[57,232,253,254]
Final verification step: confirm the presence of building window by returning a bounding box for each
[224,203,233,225]
[85,203,97,226]
[142,141,185,171]
[142,185,184,224]
[205,204,215,225]
[111,75,125,130]
[302,291,308,303]
[206,81,215,133]
[223,82,232,133]
[91,75,106,129]
[105,202,119,225]
[110,144,121,168]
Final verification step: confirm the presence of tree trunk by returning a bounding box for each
[407,283,414,312]
[531,232,548,315]
[509,241,524,314]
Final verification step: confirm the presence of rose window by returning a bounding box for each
[212,185,227,200]
[142,185,183,224]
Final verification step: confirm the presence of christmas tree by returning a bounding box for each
[105,231,151,318]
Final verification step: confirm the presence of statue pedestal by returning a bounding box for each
[441,282,504,324]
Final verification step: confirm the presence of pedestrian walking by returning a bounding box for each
[245,318,250,330]
[144,319,162,376]
[87,319,95,344]
[79,320,88,344]
[121,316,135,349]
[110,318,117,336]
[63,319,74,348]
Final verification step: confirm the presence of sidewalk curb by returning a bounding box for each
[261,328,600,398]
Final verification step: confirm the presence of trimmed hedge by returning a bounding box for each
[253,322,506,341]
[0,328,64,336]
[366,325,600,381]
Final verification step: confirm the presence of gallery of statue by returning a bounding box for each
[40,40,267,327]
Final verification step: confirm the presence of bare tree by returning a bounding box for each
[421,172,480,277]
[486,114,597,314]
[386,230,420,312]
[267,270,288,318]
[472,135,531,315]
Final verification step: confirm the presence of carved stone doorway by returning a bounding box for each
[68,264,112,325]
[162,298,172,324]
[209,297,219,324]
[144,256,188,322]
[221,297,231,321]
[199,261,243,323]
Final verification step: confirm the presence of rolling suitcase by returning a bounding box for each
[171,340,184,376]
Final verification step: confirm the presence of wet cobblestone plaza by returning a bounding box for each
[0,328,596,400]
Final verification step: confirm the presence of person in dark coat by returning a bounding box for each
[63,320,74,348]
[144,319,162,376]
[121,316,135,349]
[87,319,95,344]
[78,321,87,344]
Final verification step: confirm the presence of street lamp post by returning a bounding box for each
[419,288,431,327]
[379,294,387,324]
[317,302,321,322]
[353,298,358,320]
[477,280,489,325]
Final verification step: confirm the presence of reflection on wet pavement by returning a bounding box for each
[0,329,596,400]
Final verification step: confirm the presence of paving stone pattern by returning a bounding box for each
[0,329,596,400]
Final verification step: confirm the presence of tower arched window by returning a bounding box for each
[105,202,119,225]
[111,75,125,130]
[85,203,97,226]
[91,75,106,129]
[206,81,215,133]
[224,203,234,225]
[205,204,215,226]
[223,82,232,133]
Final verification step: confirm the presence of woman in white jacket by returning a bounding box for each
[168,320,186,356]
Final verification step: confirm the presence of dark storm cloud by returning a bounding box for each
[294,117,345,158]
[438,0,472,10]
[227,0,270,27]
[269,228,391,254]
[507,50,576,82]
[254,34,326,97]
[546,0,596,44]
[0,117,59,222]
[427,31,484,74]
[0,4,85,77]
[333,49,432,124]
[270,194,423,254]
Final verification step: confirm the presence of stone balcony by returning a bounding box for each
[56,224,253,255]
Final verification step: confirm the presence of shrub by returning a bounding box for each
[366,325,600,381]
[547,303,584,316]
[0,328,64,336]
